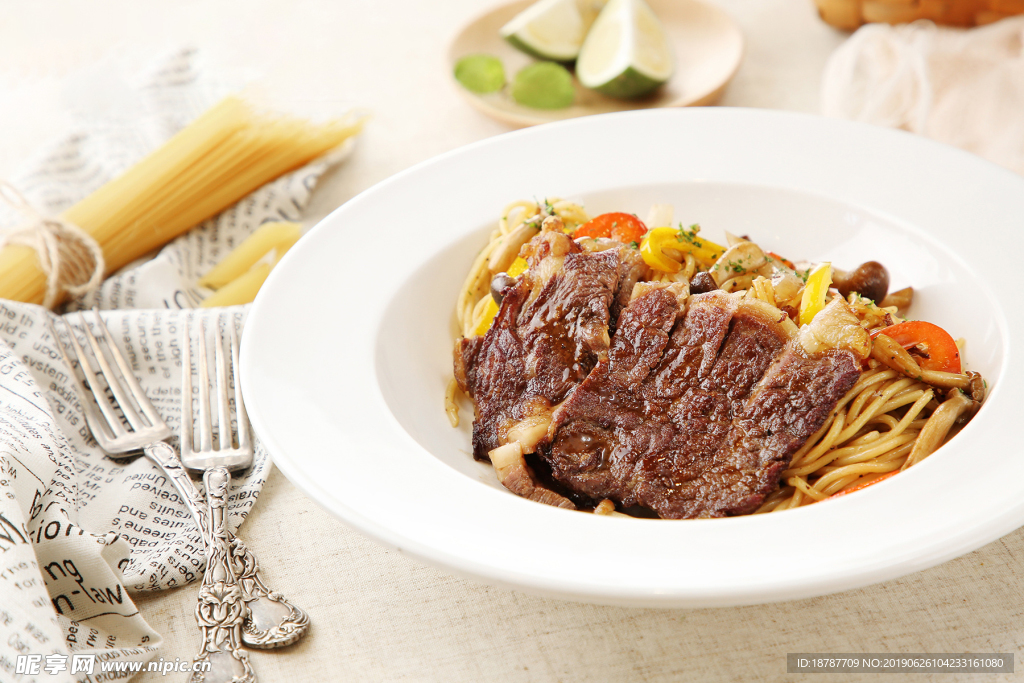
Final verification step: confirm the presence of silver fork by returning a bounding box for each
[181,316,255,683]
[52,311,251,683]
[52,312,309,646]
[182,318,309,653]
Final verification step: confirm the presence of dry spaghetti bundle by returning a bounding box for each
[0,96,363,307]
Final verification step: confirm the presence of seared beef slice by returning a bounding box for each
[545,290,861,518]
[455,227,644,461]
[455,219,862,518]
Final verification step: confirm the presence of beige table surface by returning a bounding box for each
[2,2,1022,681]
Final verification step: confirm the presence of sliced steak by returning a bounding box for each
[544,290,862,518]
[456,221,866,519]
[454,219,648,461]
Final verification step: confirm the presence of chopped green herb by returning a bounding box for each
[629,241,639,249]
[676,223,702,245]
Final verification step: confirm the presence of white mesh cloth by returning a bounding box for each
[822,16,1024,175]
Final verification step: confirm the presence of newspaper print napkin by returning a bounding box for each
[0,49,345,681]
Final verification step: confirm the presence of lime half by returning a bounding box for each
[500,0,602,62]
[576,0,674,99]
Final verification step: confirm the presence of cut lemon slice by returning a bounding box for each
[576,0,674,99]
[500,0,603,62]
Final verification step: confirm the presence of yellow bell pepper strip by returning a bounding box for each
[674,224,726,266]
[476,257,530,336]
[639,225,726,273]
[507,257,528,277]
[799,262,832,326]
[640,227,682,272]
[474,297,500,336]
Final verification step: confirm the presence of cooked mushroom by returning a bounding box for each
[902,389,980,469]
[709,241,769,286]
[880,286,913,314]
[689,271,718,295]
[871,333,974,389]
[966,370,986,403]
[871,333,922,377]
[832,261,890,303]
[490,272,514,304]
[917,369,971,389]
[487,221,540,273]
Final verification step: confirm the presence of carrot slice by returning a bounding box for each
[871,320,961,373]
[575,212,647,243]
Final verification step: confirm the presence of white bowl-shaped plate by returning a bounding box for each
[447,0,744,127]
[241,108,1023,608]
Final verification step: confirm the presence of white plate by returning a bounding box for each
[241,108,1024,607]
[447,0,744,127]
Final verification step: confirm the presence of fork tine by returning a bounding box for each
[178,313,253,473]
[230,321,251,451]
[49,317,120,446]
[77,311,148,433]
[90,309,165,429]
[181,316,194,455]
[214,319,231,449]
[63,317,124,435]
[196,318,214,453]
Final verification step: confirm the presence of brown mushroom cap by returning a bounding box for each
[833,261,890,303]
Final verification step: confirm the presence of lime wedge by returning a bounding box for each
[576,0,674,99]
[500,0,602,63]
[454,54,506,94]
[511,62,575,109]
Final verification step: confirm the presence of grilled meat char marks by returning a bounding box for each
[455,224,646,460]
[546,290,862,518]
[456,225,863,518]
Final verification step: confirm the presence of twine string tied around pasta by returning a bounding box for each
[0,181,105,309]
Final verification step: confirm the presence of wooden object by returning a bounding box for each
[814,0,1024,29]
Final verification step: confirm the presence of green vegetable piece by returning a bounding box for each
[454,54,506,94]
[511,62,574,110]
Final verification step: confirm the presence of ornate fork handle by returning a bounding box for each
[144,443,210,544]
[231,538,310,648]
[144,442,308,649]
[191,467,255,683]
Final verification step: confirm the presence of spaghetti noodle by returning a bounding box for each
[449,198,983,512]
